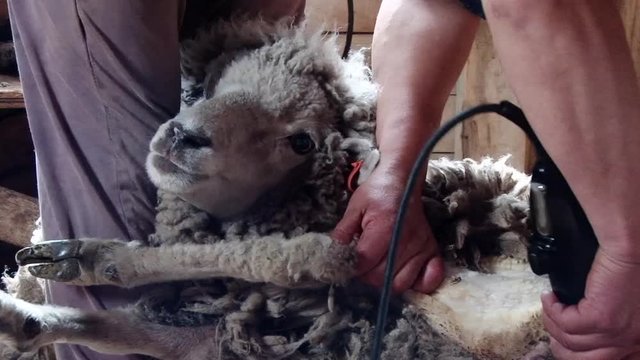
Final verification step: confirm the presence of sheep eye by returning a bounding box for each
[288,133,315,155]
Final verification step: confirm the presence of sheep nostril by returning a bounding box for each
[172,126,185,145]
[181,133,211,148]
[166,122,182,139]
[171,126,211,149]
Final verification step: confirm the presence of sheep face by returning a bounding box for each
[146,53,339,219]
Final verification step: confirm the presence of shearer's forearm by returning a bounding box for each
[372,0,479,178]
[484,0,640,259]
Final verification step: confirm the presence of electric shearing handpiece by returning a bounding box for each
[484,101,599,305]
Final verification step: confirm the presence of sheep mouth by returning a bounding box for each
[150,153,185,173]
[149,153,205,179]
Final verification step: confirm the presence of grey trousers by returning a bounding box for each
[9,1,184,359]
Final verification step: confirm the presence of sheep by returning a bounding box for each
[0,17,552,360]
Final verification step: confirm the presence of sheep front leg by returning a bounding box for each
[0,290,217,359]
[17,233,356,288]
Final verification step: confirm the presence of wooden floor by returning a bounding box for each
[0,75,24,109]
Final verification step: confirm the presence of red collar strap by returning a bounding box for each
[347,159,364,192]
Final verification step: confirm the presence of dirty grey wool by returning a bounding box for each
[136,18,534,359]
[133,153,529,359]
[110,18,532,359]
[2,267,55,360]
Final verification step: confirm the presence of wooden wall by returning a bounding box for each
[459,1,640,172]
[306,0,640,171]
[620,0,640,83]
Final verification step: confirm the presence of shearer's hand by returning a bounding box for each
[542,248,640,360]
[332,164,444,294]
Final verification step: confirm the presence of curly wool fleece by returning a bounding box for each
[133,154,537,360]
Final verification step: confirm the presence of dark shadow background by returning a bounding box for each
[0,0,36,289]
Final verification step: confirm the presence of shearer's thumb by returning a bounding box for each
[331,206,363,245]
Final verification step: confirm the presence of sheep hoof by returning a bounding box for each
[15,240,84,282]
[16,239,129,286]
[26,259,81,282]
[16,240,82,266]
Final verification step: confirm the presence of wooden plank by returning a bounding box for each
[459,24,528,171]
[0,185,38,248]
[430,153,454,161]
[619,0,640,83]
[0,0,7,22]
[437,95,457,153]
[453,67,467,160]
[0,75,24,109]
[306,0,380,33]
[457,2,640,172]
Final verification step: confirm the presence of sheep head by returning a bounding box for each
[146,19,377,220]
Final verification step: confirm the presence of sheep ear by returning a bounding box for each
[203,71,219,99]
[307,46,378,127]
[201,55,231,99]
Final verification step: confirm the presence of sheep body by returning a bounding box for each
[0,17,551,360]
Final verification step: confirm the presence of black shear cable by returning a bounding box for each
[342,0,355,59]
